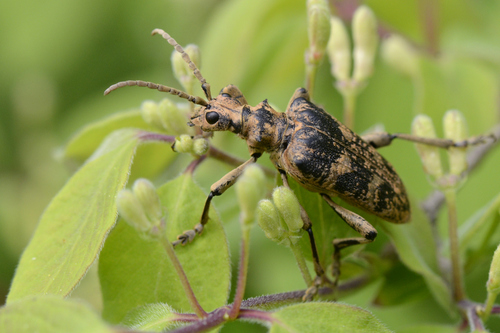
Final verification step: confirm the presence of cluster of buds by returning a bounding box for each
[172,134,208,157]
[381,34,419,79]
[256,186,304,246]
[327,5,379,93]
[412,110,469,189]
[171,44,201,96]
[116,178,164,237]
[140,98,193,136]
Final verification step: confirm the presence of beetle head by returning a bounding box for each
[189,85,248,134]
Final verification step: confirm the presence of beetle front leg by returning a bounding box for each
[321,194,377,286]
[173,155,259,247]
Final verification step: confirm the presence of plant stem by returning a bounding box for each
[228,224,251,319]
[290,241,313,286]
[306,62,318,100]
[343,89,356,129]
[444,188,465,302]
[158,234,207,318]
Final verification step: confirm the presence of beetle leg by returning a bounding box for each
[279,171,330,301]
[173,155,259,247]
[362,131,495,149]
[321,194,377,286]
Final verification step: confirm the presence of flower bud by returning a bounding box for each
[443,110,468,176]
[171,44,201,95]
[132,178,162,225]
[272,187,303,234]
[306,0,331,65]
[141,100,164,130]
[257,199,285,243]
[412,114,443,179]
[236,165,266,225]
[327,16,352,81]
[381,34,419,78]
[488,244,500,294]
[116,189,151,232]
[192,138,209,156]
[157,98,191,135]
[352,5,378,82]
[173,134,193,153]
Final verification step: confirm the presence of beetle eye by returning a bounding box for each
[206,111,220,124]
[221,93,231,98]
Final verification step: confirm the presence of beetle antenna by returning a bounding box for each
[152,28,213,101]
[104,80,208,106]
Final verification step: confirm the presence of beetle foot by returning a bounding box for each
[172,223,204,247]
[302,275,323,302]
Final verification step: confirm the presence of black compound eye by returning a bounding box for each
[205,111,220,124]
[221,93,231,98]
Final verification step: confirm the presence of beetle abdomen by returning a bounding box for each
[281,97,410,224]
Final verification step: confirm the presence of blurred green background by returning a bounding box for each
[2,0,500,331]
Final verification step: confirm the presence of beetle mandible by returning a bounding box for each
[105,29,411,288]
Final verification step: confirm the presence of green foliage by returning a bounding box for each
[2,0,500,332]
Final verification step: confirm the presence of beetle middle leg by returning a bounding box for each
[320,194,377,286]
[172,155,259,247]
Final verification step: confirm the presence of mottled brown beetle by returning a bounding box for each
[105,29,413,290]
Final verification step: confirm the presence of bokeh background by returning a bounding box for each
[2,0,500,331]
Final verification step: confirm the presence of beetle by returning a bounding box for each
[105,29,411,291]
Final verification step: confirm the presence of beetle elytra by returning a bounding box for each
[105,29,413,293]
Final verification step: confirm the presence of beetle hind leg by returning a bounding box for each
[321,194,377,286]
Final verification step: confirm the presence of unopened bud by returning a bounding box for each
[352,5,378,82]
[381,34,419,78]
[257,199,285,243]
[171,44,201,95]
[306,0,331,65]
[488,244,500,294]
[272,187,303,234]
[236,165,266,225]
[117,189,151,232]
[192,138,209,156]
[132,179,162,225]
[141,100,163,130]
[443,110,468,176]
[412,115,443,179]
[327,16,351,81]
[173,134,193,153]
[157,98,191,135]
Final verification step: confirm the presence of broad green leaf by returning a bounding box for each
[99,173,230,324]
[397,324,456,333]
[0,295,110,333]
[380,197,454,315]
[7,129,140,302]
[63,110,149,162]
[122,303,181,332]
[268,302,392,333]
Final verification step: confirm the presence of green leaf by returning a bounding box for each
[99,173,230,324]
[122,303,181,332]
[0,295,111,333]
[268,302,392,333]
[397,324,457,333]
[63,110,150,162]
[379,196,454,315]
[7,129,140,302]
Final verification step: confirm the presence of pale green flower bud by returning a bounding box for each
[257,199,285,243]
[192,138,209,156]
[132,178,162,225]
[327,16,351,81]
[381,34,419,78]
[307,0,331,65]
[412,115,443,179]
[141,100,163,130]
[173,134,193,153]
[236,165,266,225]
[117,189,151,232]
[487,244,500,295]
[171,44,201,95]
[352,5,378,82]
[272,187,303,234]
[443,110,468,176]
[157,98,191,135]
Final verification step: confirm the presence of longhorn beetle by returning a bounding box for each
[105,29,469,293]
